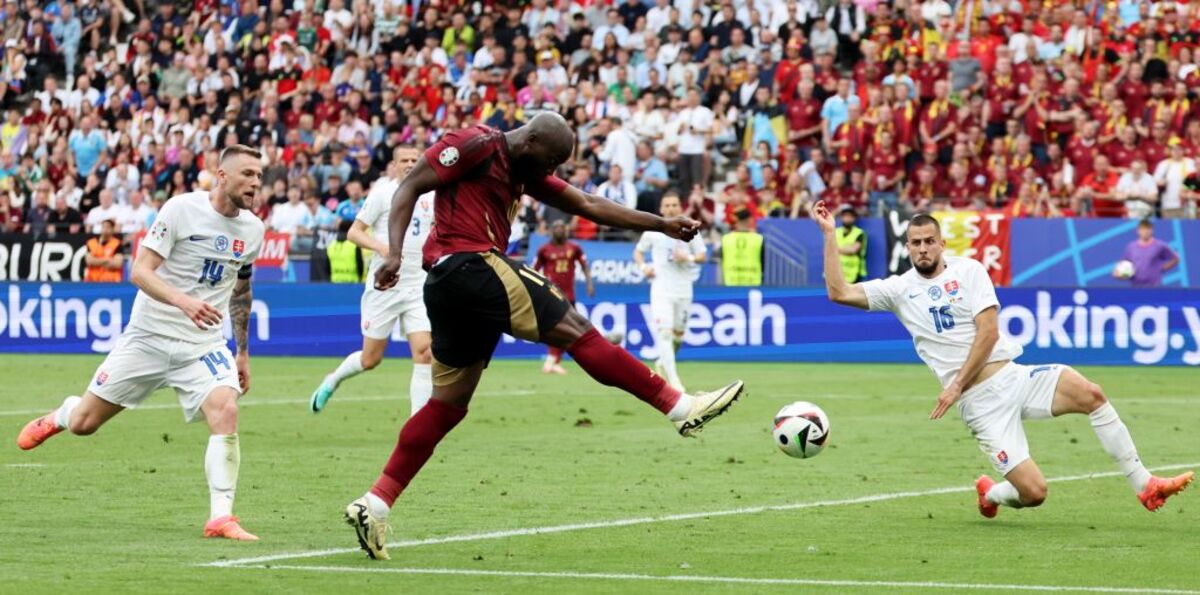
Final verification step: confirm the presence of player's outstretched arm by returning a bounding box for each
[130,245,223,329]
[378,156,440,289]
[811,201,868,309]
[543,185,700,241]
[230,275,253,393]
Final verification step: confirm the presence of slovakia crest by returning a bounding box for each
[944,280,960,296]
[232,239,245,258]
[997,450,1009,465]
[215,235,230,252]
[439,146,459,167]
[927,285,943,300]
[96,371,108,386]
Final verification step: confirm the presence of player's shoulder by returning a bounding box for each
[945,255,988,278]
[566,240,584,252]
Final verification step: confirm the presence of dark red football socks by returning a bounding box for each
[567,328,681,414]
[370,398,468,507]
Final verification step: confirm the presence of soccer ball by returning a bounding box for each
[1113,260,1136,279]
[773,402,830,459]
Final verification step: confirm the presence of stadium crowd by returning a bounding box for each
[1,0,1199,256]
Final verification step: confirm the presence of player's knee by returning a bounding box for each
[1019,481,1048,507]
[207,396,239,433]
[1084,382,1108,412]
[69,414,101,436]
[412,344,433,365]
[361,351,383,370]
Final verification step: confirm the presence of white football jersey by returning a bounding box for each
[861,256,1022,388]
[131,192,265,343]
[636,231,706,299]
[358,177,435,290]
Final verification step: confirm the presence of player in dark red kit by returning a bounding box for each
[533,220,594,375]
[344,113,745,560]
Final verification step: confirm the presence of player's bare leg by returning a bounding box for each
[347,360,484,560]
[978,459,1049,517]
[545,309,742,437]
[406,331,434,414]
[200,387,257,541]
[1051,367,1192,511]
[17,392,124,449]
[312,338,389,412]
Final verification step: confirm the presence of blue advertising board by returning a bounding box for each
[1010,218,1197,288]
[2,283,1196,367]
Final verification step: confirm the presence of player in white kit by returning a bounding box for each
[813,204,1193,517]
[17,145,267,540]
[310,145,435,415]
[633,191,707,392]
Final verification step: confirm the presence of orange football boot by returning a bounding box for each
[1138,472,1194,512]
[17,412,63,450]
[975,475,999,518]
[203,516,259,541]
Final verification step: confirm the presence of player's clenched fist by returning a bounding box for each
[661,216,700,241]
[177,295,223,330]
[374,256,402,290]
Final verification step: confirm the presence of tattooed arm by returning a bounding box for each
[231,274,253,394]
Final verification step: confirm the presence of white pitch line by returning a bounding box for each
[202,462,1198,569]
[0,391,536,418]
[224,565,1200,594]
[5,463,46,468]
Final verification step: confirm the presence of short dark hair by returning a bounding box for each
[1138,218,1153,229]
[909,213,941,233]
[219,144,262,164]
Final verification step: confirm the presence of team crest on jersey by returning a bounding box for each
[215,235,230,252]
[95,371,108,386]
[927,286,943,300]
[997,450,1009,465]
[439,146,459,166]
[944,280,960,296]
[232,239,245,258]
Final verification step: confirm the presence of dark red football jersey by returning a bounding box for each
[422,126,569,269]
[534,240,586,301]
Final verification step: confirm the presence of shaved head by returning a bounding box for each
[508,112,576,182]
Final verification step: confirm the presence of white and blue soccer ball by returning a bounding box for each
[1113,260,1136,279]
[773,402,830,459]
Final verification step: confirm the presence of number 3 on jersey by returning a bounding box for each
[198,258,224,287]
[928,305,955,333]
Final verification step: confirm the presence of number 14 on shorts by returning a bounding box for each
[201,350,232,376]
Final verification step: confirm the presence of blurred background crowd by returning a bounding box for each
[1,0,1199,260]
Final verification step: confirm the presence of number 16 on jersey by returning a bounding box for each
[928,306,955,333]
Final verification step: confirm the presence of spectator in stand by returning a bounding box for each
[84,218,124,283]
[0,189,21,232]
[84,189,125,235]
[633,141,668,214]
[119,189,155,235]
[595,163,637,211]
[1154,139,1198,219]
[1115,220,1179,288]
[1075,155,1122,217]
[46,193,84,237]
[69,116,107,177]
[1115,160,1159,221]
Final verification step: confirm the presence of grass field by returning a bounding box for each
[0,354,1196,594]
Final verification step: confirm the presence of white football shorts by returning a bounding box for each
[360,284,431,340]
[958,362,1064,475]
[87,328,241,423]
[650,293,691,335]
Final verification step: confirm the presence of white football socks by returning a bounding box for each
[206,434,241,520]
[327,351,366,388]
[656,331,682,389]
[1089,402,1152,492]
[365,492,391,519]
[666,394,694,422]
[410,363,432,415]
[985,481,1025,508]
[54,395,81,430]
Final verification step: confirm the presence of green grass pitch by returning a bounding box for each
[0,354,1196,594]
